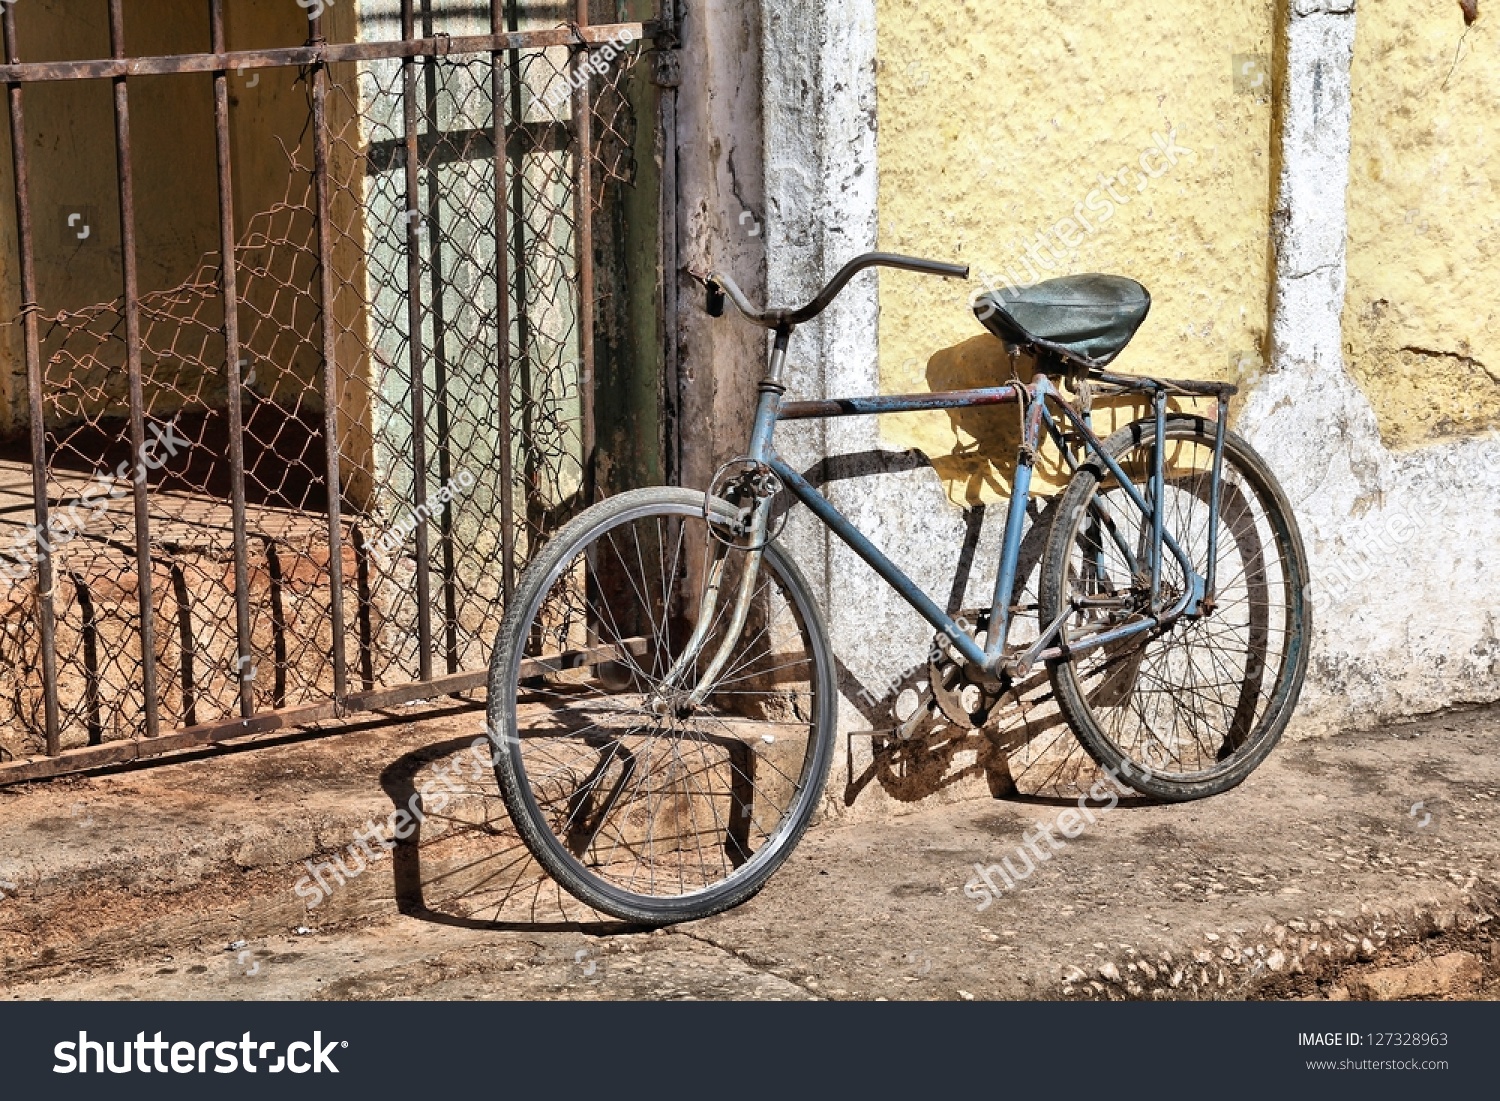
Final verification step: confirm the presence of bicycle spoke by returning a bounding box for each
[1045,420,1307,792]
[492,494,832,915]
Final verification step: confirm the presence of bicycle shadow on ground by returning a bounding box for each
[377,737,649,935]
[839,660,1134,810]
[809,444,1129,808]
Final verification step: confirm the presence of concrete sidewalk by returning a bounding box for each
[1,701,1498,1001]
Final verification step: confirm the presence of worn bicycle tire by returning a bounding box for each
[486,487,838,924]
[1039,416,1311,801]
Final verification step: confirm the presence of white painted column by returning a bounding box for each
[761,0,996,811]
[1241,0,1500,730]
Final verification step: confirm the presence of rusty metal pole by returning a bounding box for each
[491,0,517,603]
[1,7,61,755]
[507,3,540,555]
[108,0,163,738]
[309,11,349,704]
[415,9,460,675]
[572,0,597,502]
[209,0,257,721]
[401,0,434,681]
[657,0,681,490]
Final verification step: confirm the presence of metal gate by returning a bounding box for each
[0,1,676,781]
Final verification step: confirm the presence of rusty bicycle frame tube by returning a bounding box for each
[778,385,1020,420]
[1,6,61,754]
[109,0,163,738]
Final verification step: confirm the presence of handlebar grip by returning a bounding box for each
[912,259,971,280]
[874,254,970,280]
[706,281,727,318]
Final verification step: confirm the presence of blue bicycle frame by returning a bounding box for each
[691,253,1237,684]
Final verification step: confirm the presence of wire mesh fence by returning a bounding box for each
[0,1,668,778]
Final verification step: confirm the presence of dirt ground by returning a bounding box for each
[1,700,1498,1001]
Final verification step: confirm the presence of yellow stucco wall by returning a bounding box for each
[874,0,1277,502]
[1344,4,1500,448]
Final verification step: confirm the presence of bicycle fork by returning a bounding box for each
[648,503,770,713]
[649,329,793,713]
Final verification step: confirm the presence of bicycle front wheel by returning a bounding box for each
[1039,415,1311,801]
[487,487,837,924]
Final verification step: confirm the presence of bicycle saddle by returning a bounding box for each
[974,274,1150,368]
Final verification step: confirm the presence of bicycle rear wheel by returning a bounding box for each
[1039,415,1310,800]
[487,487,836,924]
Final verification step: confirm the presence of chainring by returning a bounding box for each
[928,611,1009,728]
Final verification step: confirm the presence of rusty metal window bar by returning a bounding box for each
[0,1,666,782]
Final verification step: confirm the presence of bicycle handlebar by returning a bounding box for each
[694,251,970,329]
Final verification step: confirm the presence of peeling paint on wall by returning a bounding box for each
[1343,3,1500,449]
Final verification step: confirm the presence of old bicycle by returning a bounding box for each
[486,252,1310,923]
